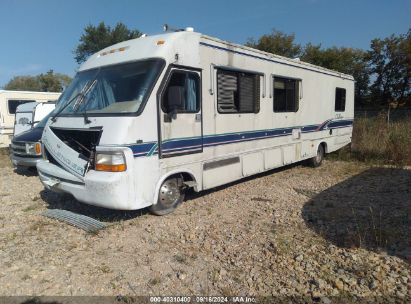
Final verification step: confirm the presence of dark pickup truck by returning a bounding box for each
[9,114,49,169]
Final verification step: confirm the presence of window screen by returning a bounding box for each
[335,88,346,112]
[8,100,36,114]
[217,69,260,113]
[162,70,200,113]
[273,77,299,112]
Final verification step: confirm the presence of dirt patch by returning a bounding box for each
[0,159,410,298]
[0,148,11,168]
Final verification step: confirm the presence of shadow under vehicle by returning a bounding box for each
[302,167,411,263]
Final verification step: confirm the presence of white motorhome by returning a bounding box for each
[14,101,56,136]
[0,90,61,147]
[37,29,354,215]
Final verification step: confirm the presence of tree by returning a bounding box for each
[301,45,370,105]
[247,29,370,105]
[4,70,71,92]
[368,29,411,107]
[4,76,42,91]
[74,22,142,64]
[246,29,302,58]
[38,70,72,92]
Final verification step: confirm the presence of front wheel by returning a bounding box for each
[149,176,185,216]
[308,144,325,167]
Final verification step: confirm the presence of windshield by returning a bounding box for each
[56,59,164,115]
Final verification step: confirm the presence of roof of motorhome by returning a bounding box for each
[79,31,200,71]
[80,30,354,81]
[0,90,61,95]
[201,35,354,80]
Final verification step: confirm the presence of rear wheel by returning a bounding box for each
[149,176,185,216]
[308,144,325,167]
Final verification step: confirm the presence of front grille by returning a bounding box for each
[11,141,26,156]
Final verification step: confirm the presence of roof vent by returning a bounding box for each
[163,24,194,33]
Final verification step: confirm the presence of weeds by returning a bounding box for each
[348,205,388,250]
[331,115,411,166]
[97,263,112,274]
[148,276,161,286]
[174,253,189,265]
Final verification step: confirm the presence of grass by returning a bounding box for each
[331,114,411,166]
[148,276,161,286]
[173,253,189,265]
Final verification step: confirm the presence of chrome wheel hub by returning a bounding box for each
[159,179,181,206]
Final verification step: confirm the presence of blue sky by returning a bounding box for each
[0,0,410,87]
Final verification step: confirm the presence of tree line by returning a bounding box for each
[3,22,410,110]
[4,70,72,92]
[247,29,411,109]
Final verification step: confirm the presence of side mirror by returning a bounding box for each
[167,86,185,116]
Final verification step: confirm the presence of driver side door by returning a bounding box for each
[159,67,202,158]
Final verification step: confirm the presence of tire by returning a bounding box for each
[149,176,185,216]
[308,144,325,167]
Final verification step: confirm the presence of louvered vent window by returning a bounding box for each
[217,69,260,113]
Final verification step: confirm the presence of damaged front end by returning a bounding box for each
[36,124,138,210]
[44,126,102,176]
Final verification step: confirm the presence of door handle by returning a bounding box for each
[195,114,201,122]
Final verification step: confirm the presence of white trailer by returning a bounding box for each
[0,90,61,147]
[13,101,56,136]
[37,29,354,215]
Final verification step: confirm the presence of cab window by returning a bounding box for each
[162,70,200,113]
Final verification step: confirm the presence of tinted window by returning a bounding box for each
[217,69,260,113]
[335,88,346,112]
[8,100,36,114]
[162,70,200,113]
[273,77,299,112]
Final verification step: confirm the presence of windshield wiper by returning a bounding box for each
[73,79,98,112]
[74,79,98,125]
[51,80,92,123]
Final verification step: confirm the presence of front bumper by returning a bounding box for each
[10,154,42,168]
[36,159,147,210]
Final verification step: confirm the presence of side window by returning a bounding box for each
[335,87,346,112]
[8,100,36,114]
[162,70,200,113]
[217,69,260,113]
[273,77,299,112]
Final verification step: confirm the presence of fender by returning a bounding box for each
[151,168,198,206]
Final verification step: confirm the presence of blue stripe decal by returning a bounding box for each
[129,142,156,156]
[124,119,353,158]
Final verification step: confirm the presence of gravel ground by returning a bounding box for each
[0,150,410,300]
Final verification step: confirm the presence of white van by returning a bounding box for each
[0,90,61,147]
[14,101,56,136]
[37,28,354,215]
